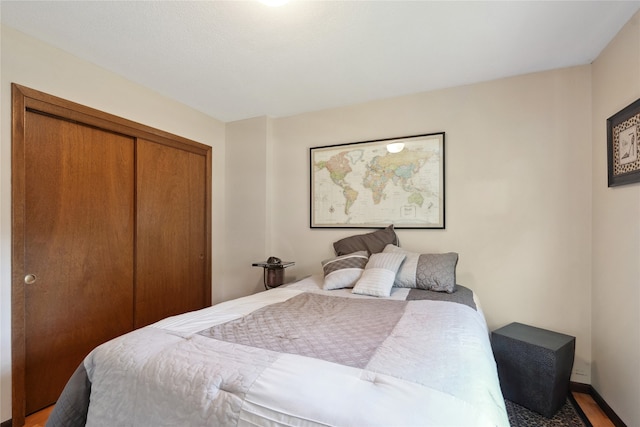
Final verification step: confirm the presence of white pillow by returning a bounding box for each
[383,244,418,287]
[322,251,369,290]
[352,252,406,297]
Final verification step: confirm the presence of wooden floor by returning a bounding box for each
[24,392,615,427]
[573,392,616,427]
[24,405,53,427]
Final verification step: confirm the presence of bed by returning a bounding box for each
[48,226,508,426]
[47,274,508,426]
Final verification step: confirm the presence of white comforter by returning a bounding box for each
[83,276,508,426]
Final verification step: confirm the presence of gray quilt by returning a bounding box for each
[46,281,507,427]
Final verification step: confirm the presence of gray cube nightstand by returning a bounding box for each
[491,322,575,418]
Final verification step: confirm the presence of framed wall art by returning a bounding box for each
[607,98,640,187]
[310,132,445,229]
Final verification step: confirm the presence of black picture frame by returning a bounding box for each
[607,98,640,187]
[309,132,445,229]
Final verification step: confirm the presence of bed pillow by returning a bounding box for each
[352,252,406,297]
[383,244,458,293]
[321,251,369,290]
[333,224,399,256]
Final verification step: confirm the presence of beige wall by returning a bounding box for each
[0,26,227,422]
[224,117,272,301]
[591,11,640,427]
[267,67,594,386]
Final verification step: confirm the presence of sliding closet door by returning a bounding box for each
[135,138,209,328]
[22,111,135,414]
[13,84,212,425]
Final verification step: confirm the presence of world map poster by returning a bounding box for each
[310,133,444,228]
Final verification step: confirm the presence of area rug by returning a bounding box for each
[505,396,592,427]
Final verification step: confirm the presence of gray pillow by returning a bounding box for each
[321,251,369,290]
[383,244,458,293]
[333,225,399,256]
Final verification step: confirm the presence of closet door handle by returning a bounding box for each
[24,274,37,285]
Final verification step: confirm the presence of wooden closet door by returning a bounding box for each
[23,112,135,414]
[135,139,208,328]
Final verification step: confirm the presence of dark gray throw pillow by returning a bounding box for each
[333,225,399,256]
[383,244,458,293]
[415,252,458,293]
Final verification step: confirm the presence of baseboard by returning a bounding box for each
[570,381,592,394]
[570,382,627,427]
[1,419,11,427]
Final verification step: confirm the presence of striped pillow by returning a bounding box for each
[322,251,369,290]
[352,252,406,297]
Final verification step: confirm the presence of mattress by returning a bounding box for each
[47,275,508,427]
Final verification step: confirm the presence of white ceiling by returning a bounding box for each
[2,1,639,122]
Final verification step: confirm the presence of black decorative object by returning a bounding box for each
[252,259,294,290]
[607,98,640,187]
[492,322,575,418]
